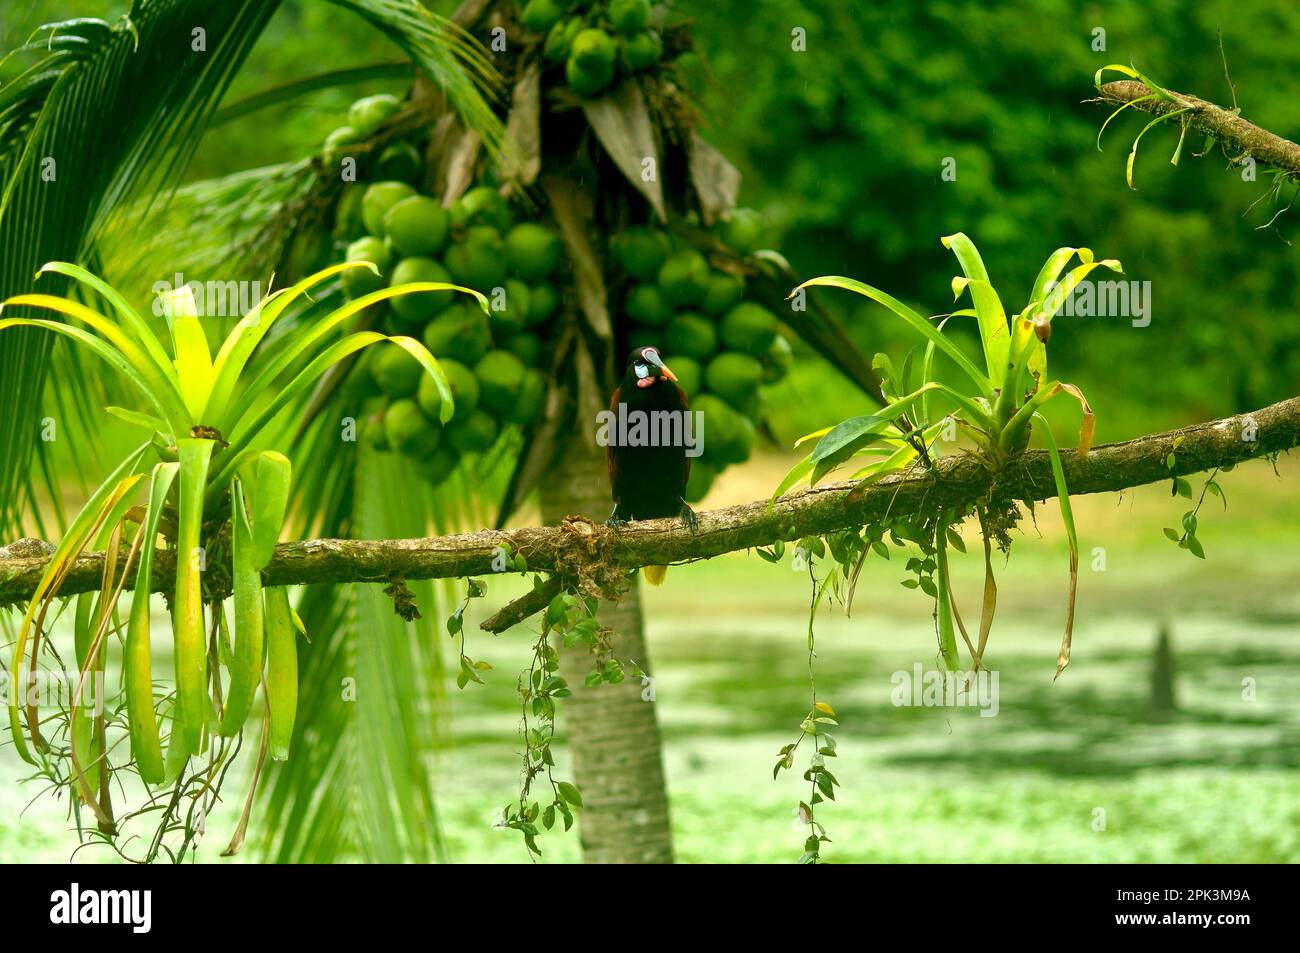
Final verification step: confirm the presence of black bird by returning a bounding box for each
[606,346,697,584]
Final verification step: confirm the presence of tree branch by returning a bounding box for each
[1,397,1297,606]
[480,575,564,634]
[1095,80,1300,175]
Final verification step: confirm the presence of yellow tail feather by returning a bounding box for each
[643,565,668,586]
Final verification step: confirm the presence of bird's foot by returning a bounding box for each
[679,501,698,535]
[604,514,628,530]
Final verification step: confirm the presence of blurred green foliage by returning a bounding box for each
[689,0,1300,436]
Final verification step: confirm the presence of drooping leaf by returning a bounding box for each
[172,437,215,754]
[243,451,292,569]
[220,479,266,737]
[6,442,150,764]
[582,78,665,221]
[124,461,179,785]
[264,585,299,761]
[1034,413,1079,680]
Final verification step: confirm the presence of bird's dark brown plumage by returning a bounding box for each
[606,347,692,523]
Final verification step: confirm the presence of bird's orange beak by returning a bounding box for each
[642,347,677,381]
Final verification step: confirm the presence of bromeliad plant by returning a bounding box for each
[0,261,485,847]
[777,233,1121,678]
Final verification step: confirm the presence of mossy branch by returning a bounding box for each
[1,396,1298,607]
[1095,80,1300,175]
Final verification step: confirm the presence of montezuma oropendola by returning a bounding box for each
[606,346,697,585]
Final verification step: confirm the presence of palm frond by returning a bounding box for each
[99,160,318,299]
[259,374,459,862]
[324,0,504,155]
[0,0,284,537]
[212,61,415,127]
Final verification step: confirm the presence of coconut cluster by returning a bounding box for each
[321,89,794,500]
[327,100,563,485]
[524,0,664,97]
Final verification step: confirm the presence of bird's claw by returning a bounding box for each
[679,501,698,535]
[604,515,628,530]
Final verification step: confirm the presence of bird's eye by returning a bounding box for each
[634,363,650,379]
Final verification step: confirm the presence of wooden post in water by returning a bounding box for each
[1148,622,1177,719]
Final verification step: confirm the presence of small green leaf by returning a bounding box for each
[544,593,568,631]
[462,665,484,686]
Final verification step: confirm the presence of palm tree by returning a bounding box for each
[0,0,504,864]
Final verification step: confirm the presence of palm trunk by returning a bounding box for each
[538,432,673,864]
